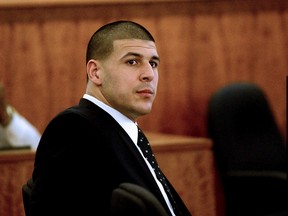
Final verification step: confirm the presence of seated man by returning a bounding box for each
[0,83,41,151]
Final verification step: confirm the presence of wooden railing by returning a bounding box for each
[0,150,35,216]
[0,133,222,216]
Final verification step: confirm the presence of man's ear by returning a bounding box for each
[86,59,102,85]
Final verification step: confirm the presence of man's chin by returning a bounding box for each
[139,108,152,116]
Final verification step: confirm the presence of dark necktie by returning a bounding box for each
[137,126,180,215]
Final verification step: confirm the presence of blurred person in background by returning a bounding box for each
[0,83,41,151]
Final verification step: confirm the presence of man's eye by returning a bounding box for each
[150,61,158,68]
[127,60,137,65]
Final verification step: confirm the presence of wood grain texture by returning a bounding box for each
[146,132,224,215]
[0,4,286,214]
[0,0,287,142]
[0,135,217,216]
[0,150,34,216]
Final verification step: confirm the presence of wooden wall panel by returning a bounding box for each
[0,0,287,142]
[0,150,34,216]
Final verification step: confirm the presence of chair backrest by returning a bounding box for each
[22,180,168,216]
[207,82,288,216]
[22,178,33,216]
[208,82,287,172]
[110,182,169,216]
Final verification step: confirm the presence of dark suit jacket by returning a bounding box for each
[30,98,192,216]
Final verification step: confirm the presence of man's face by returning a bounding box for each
[97,39,160,121]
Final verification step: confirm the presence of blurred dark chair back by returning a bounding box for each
[22,180,169,216]
[207,82,288,216]
[110,183,169,216]
[22,178,33,216]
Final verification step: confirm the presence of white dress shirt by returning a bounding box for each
[0,109,41,151]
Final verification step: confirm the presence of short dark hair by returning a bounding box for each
[86,20,155,63]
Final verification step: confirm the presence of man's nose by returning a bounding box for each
[140,63,155,81]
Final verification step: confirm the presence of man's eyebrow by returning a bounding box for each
[121,52,160,62]
[151,55,160,63]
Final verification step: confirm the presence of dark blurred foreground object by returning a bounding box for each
[110,183,169,216]
[22,178,33,216]
[23,180,169,216]
[207,82,288,216]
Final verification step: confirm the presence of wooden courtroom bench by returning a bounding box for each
[0,149,35,216]
[0,133,222,216]
[148,132,223,216]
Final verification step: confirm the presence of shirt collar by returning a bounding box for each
[83,94,138,144]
